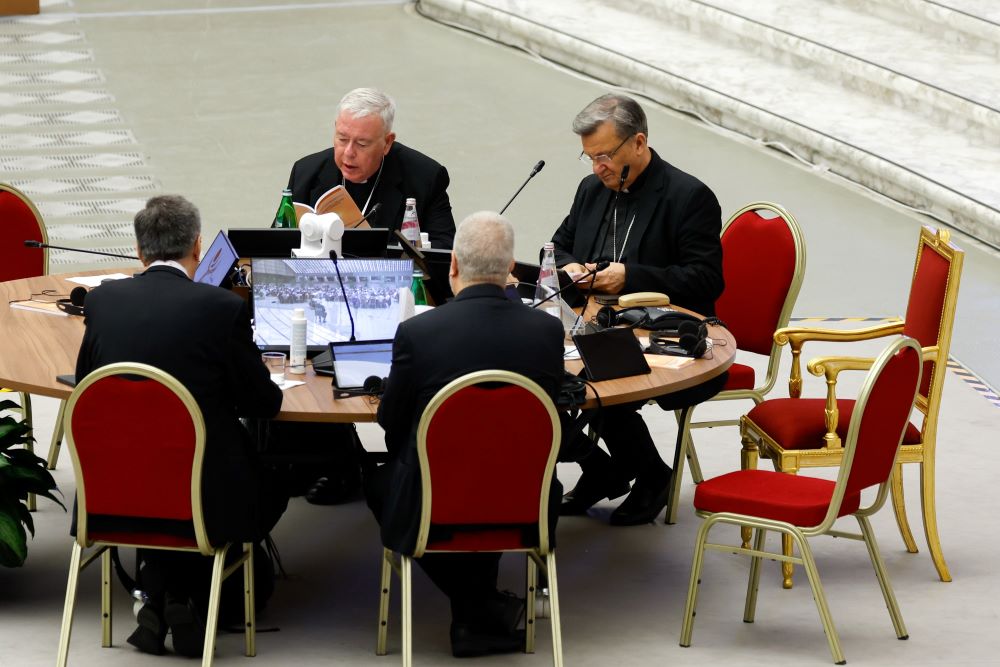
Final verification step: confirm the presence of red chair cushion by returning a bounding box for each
[746,398,921,449]
[722,362,755,391]
[0,190,45,282]
[427,528,529,553]
[89,531,199,550]
[694,469,860,526]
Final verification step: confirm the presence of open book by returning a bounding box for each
[293,185,369,229]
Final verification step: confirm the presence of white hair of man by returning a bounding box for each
[453,211,514,285]
[336,87,395,133]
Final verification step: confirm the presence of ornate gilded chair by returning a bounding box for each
[740,225,962,587]
[675,201,805,490]
[680,337,923,665]
[57,363,256,667]
[1,183,51,509]
[376,370,564,666]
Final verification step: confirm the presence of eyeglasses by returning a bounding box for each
[578,134,633,165]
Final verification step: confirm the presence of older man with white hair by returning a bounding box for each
[287,87,456,248]
[365,211,565,657]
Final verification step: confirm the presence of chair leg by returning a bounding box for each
[889,462,918,553]
[377,548,392,656]
[243,542,256,657]
[919,458,952,582]
[201,545,229,667]
[739,430,759,548]
[781,533,795,590]
[793,531,845,665]
[56,542,83,667]
[401,555,413,667]
[665,407,692,525]
[101,549,112,647]
[674,409,704,484]
[47,399,67,470]
[546,552,563,667]
[525,554,536,654]
[857,515,908,639]
[679,517,713,647]
[743,528,766,623]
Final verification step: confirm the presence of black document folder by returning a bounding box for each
[572,327,651,382]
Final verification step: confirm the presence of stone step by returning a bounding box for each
[419,0,1000,246]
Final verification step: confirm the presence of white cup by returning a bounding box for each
[262,351,286,385]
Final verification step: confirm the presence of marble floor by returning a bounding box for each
[1,1,999,665]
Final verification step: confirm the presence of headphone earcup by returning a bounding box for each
[363,375,386,395]
[595,305,616,328]
[678,333,708,357]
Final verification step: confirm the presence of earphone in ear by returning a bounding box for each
[56,286,88,316]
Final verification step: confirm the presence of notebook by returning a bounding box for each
[329,339,394,390]
[193,230,239,286]
[572,327,651,382]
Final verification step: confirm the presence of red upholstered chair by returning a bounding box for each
[56,363,256,667]
[376,370,564,666]
[740,225,962,587]
[0,183,52,509]
[680,337,923,665]
[665,202,804,523]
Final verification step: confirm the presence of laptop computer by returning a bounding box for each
[342,228,391,258]
[329,339,394,391]
[193,230,239,286]
[511,261,587,308]
[227,228,301,258]
[251,257,412,354]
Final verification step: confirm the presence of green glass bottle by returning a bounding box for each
[411,271,428,306]
[272,188,297,229]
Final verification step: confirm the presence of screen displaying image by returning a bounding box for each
[193,230,239,286]
[330,340,394,389]
[251,258,413,346]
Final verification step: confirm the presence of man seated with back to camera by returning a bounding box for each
[280,87,458,505]
[74,195,289,657]
[550,93,726,526]
[364,211,565,658]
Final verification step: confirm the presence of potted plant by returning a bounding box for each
[0,398,64,567]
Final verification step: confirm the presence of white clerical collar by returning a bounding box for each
[148,259,190,278]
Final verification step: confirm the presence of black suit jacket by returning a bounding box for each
[375,283,565,554]
[287,142,456,249]
[75,266,283,544]
[551,149,724,316]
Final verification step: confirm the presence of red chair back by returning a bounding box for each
[416,371,560,555]
[842,340,922,499]
[64,363,211,553]
[0,184,48,282]
[716,203,803,355]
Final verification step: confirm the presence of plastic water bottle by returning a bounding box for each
[401,198,421,246]
[535,242,561,320]
[290,308,306,374]
[272,188,297,229]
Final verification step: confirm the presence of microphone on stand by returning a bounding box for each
[24,239,138,261]
[499,159,545,215]
[596,163,630,262]
[329,249,356,342]
[347,202,382,229]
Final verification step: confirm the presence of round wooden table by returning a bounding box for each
[0,271,735,422]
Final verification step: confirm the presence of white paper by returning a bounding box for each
[277,380,306,391]
[67,273,131,287]
[563,345,581,360]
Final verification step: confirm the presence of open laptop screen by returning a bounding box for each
[251,257,413,351]
[329,339,394,390]
[193,230,238,286]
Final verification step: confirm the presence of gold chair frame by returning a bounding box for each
[667,202,806,524]
[376,370,564,667]
[681,337,922,665]
[1,183,51,511]
[741,225,962,587]
[56,362,256,667]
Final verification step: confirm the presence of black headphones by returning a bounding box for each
[333,375,387,399]
[648,321,710,358]
[594,306,653,329]
[56,286,88,316]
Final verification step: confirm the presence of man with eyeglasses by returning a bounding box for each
[287,87,456,249]
[551,93,725,526]
[283,88,457,506]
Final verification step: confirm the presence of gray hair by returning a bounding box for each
[133,195,201,262]
[572,93,648,138]
[336,87,395,133]
[453,211,514,285]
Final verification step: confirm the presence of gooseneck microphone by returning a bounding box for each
[349,202,382,228]
[499,159,545,215]
[329,249,356,342]
[24,239,138,261]
[530,260,610,311]
[596,164,630,263]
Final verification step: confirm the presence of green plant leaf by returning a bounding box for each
[3,448,47,467]
[0,511,28,567]
[0,399,22,412]
[16,502,34,537]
